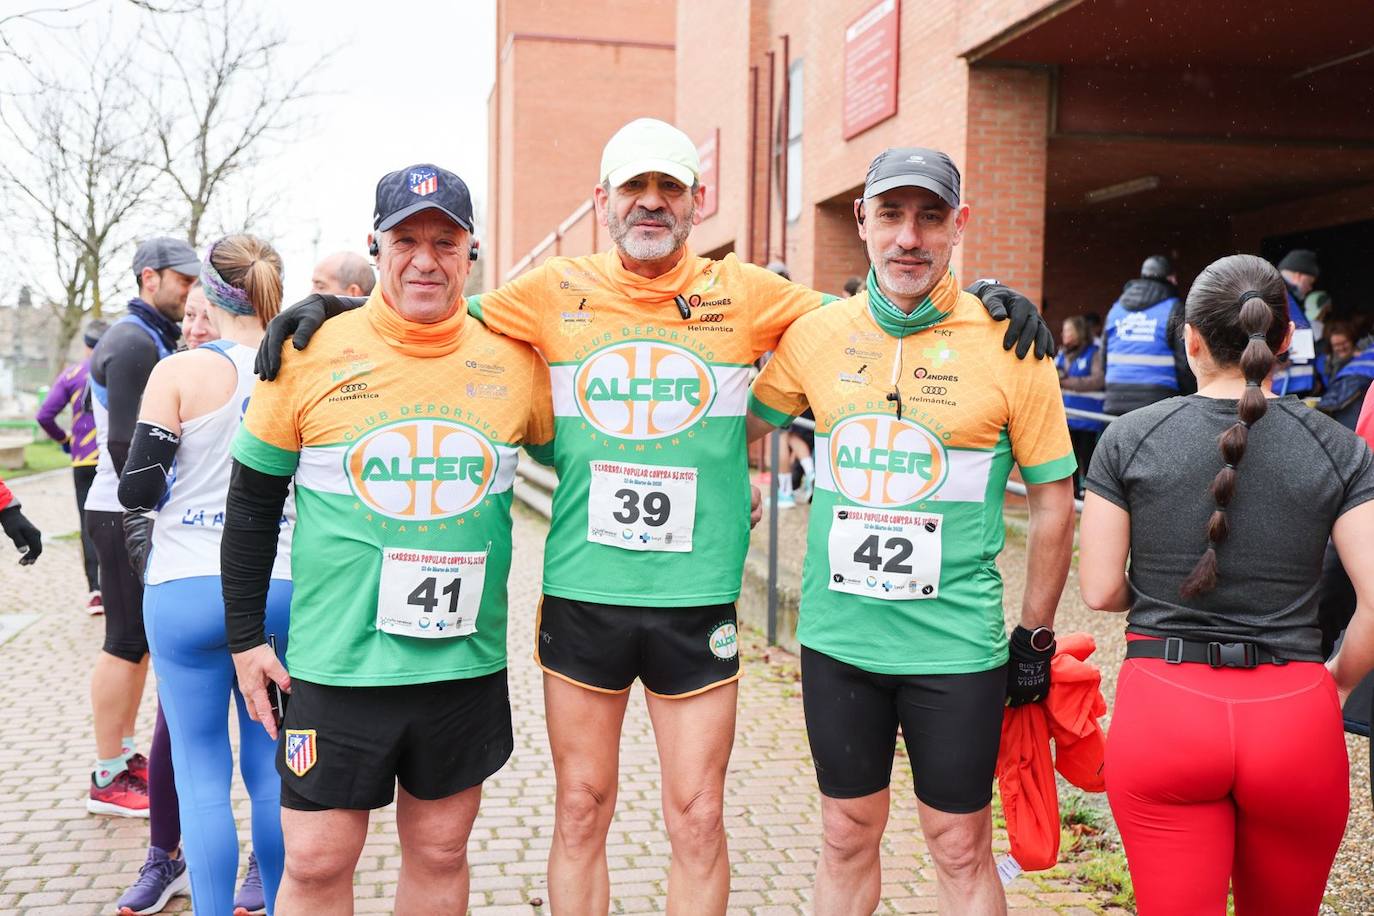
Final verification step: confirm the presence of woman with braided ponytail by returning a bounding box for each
[1079,254,1374,914]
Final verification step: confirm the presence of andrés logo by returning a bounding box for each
[574,342,715,440]
[829,414,948,507]
[345,419,497,520]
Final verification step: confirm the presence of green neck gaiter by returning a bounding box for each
[865,267,949,338]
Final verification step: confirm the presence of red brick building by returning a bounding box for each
[489,0,1374,323]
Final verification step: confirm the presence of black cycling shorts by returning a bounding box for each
[89,509,147,663]
[801,646,1005,813]
[536,595,741,698]
[277,671,513,811]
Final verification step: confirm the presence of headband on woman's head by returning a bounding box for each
[200,241,255,317]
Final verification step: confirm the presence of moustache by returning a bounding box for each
[884,248,934,263]
[628,208,675,229]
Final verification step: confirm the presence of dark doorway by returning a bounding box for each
[1262,219,1374,323]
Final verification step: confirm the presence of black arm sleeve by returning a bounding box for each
[223,459,292,653]
[93,329,161,475]
[118,422,180,511]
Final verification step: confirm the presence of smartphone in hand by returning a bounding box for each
[267,633,287,729]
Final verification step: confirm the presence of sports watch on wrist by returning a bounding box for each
[1027,626,1055,653]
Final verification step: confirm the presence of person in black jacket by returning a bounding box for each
[1103,255,1197,415]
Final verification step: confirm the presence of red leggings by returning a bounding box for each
[1105,650,1349,915]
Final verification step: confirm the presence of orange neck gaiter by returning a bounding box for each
[588,246,708,304]
[365,289,468,358]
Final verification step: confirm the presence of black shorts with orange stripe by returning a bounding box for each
[536,595,741,697]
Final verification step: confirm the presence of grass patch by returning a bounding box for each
[1076,850,1134,909]
[4,440,70,479]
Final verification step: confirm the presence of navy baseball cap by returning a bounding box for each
[373,164,474,233]
[132,237,201,278]
[863,147,961,208]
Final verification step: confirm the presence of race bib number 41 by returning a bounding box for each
[587,461,697,552]
[376,547,486,638]
[827,506,942,601]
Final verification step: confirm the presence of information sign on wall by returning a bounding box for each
[843,0,901,140]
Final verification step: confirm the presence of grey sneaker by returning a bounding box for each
[233,851,266,915]
[115,846,188,915]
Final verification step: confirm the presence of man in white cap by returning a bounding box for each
[257,117,1054,914]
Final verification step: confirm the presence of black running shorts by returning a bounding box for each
[536,595,741,697]
[801,646,1005,813]
[277,671,513,811]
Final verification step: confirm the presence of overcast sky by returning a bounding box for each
[1,0,496,305]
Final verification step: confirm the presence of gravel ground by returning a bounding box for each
[752,495,1374,915]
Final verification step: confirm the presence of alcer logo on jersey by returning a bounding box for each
[574,342,715,440]
[345,419,497,520]
[829,414,948,507]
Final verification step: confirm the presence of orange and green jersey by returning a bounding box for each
[232,292,554,687]
[750,271,1074,675]
[471,249,829,607]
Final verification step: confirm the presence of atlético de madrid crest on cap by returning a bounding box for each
[409,167,438,197]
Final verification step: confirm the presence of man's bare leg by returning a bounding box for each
[276,806,369,916]
[544,674,630,916]
[645,681,738,916]
[918,801,1005,915]
[394,783,482,915]
[813,789,890,915]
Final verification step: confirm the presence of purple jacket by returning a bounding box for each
[37,361,98,466]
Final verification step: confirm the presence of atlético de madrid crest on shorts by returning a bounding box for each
[408,168,438,197]
[284,729,317,776]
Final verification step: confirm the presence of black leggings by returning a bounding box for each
[72,465,100,593]
[89,510,147,662]
[801,647,1005,813]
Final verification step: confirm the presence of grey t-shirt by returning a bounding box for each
[1086,394,1374,660]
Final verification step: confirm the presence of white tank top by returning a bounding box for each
[145,341,294,585]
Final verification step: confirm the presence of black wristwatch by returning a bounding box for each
[1027,626,1055,653]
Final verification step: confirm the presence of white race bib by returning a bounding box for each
[375,547,486,638]
[587,461,697,552]
[827,506,942,601]
[1288,327,1316,362]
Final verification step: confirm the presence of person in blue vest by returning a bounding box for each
[1272,249,1321,397]
[1057,314,1105,498]
[1317,338,1374,429]
[1103,254,1196,415]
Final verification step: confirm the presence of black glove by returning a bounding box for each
[0,504,41,565]
[1006,625,1055,707]
[255,294,365,381]
[967,280,1056,360]
[123,511,154,582]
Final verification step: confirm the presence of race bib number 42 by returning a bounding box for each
[827,506,942,601]
[587,461,697,552]
[376,547,486,638]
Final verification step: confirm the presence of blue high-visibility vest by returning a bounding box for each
[1335,346,1374,384]
[1056,343,1107,432]
[1105,297,1179,390]
[1273,287,1315,397]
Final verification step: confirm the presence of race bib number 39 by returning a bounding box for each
[827,506,942,601]
[587,461,697,552]
[376,547,486,638]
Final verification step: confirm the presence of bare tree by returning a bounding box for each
[142,0,325,246]
[0,43,161,354]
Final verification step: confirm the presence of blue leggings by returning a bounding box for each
[145,576,290,916]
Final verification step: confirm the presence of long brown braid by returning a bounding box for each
[1178,254,1288,599]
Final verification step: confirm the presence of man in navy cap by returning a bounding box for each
[224,164,554,912]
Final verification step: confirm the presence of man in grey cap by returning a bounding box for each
[746,145,1077,913]
[85,236,199,913]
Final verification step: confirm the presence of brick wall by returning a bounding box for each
[961,65,1051,301]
